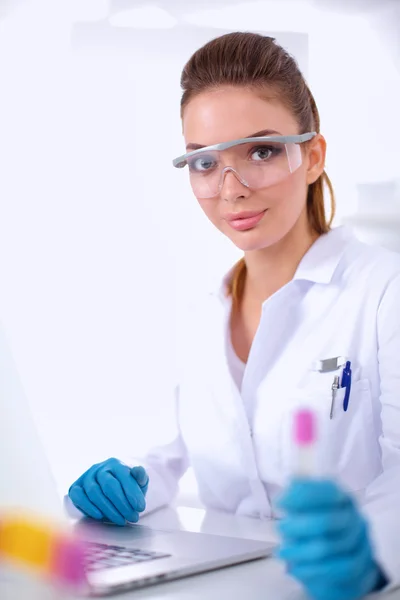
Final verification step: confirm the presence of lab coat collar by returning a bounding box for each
[294,225,354,284]
[215,226,355,303]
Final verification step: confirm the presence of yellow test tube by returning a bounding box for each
[0,512,87,589]
[0,513,54,572]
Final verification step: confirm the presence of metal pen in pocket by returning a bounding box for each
[330,375,340,419]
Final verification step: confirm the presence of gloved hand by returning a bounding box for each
[276,479,387,600]
[68,458,149,527]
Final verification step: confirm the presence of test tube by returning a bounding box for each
[0,512,88,591]
[293,408,317,477]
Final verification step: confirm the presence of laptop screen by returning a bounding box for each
[0,321,65,521]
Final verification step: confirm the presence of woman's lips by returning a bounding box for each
[226,209,267,231]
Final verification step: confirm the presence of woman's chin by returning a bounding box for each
[225,228,283,253]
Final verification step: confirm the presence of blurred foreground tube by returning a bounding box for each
[0,511,88,592]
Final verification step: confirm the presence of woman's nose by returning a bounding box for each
[219,167,250,203]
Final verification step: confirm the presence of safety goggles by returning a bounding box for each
[172,132,316,199]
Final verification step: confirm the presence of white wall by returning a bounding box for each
[0,0,399,497]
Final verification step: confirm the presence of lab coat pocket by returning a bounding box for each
[280,378,381,492]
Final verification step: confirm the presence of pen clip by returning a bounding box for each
[342,361,352,411]
[332,375,340,390]
[330,375,340,420]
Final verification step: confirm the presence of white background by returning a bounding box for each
[0,0,399,497]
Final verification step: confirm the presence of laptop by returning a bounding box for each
[0,321,273,596]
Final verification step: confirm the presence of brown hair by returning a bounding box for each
[179,32,335,307]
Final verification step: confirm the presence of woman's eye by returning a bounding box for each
[189,155,216,172]
[250,145,280,161]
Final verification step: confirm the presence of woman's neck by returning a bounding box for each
[243,220,320,305]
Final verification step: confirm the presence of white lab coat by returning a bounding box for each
[129,226,400,588]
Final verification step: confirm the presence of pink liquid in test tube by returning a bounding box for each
[51,535,88,590]
[293,409,317,476]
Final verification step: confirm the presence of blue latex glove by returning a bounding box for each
[276,479,387,600]
[68,458,149,526]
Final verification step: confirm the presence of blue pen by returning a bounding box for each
[341,360,352,411]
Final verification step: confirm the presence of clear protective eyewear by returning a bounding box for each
[172,132,316,199]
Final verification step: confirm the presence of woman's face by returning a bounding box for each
[182,87,325,252]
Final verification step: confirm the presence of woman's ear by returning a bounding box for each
[306,134,326,185]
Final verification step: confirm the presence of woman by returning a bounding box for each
[68,33,400,599]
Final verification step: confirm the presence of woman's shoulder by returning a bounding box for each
[339,230,400,286]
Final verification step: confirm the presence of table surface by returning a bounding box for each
[1,504,399,600]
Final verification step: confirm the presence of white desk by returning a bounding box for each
[1,505,399,600]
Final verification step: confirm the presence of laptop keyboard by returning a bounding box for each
[84,542,171,572]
